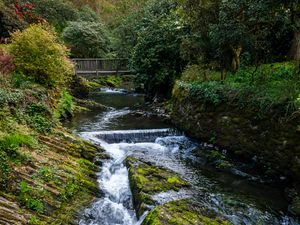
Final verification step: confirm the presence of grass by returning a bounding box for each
[177,61,300,119]
[0,132,37,158]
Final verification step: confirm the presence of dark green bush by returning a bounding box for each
[31,0,78,32]
[25,103,53,133]
[130,0,188,100]
[26,103,51,117]
[187,81,229,105]
[0,0,27,38]
[11,72,28,88]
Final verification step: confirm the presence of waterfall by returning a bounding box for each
[82,128,182,144]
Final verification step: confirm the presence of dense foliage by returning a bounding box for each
[180,0,298,68]
[62,21,110,58]
[130,0,188,99]
[9,23,74,86]
[31,0,78,32]
[112,0,299,105]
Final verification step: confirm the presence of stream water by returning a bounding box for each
[66,88,299,225]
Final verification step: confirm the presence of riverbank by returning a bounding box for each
[170,77,300,214]
[0,24,108,223]
[0,76,107,224]
[0,127,106,225]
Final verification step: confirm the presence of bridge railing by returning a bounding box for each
[73,58,130,76]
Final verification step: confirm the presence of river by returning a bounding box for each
[65,88,299,225]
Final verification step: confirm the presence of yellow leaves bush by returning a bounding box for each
[9,23,74,87]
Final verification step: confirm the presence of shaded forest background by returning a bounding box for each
[0,0,300,112]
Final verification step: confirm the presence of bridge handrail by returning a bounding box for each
[72,58,128,61]
[73,58,130,76]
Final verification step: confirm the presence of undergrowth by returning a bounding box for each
[177,62,300,119]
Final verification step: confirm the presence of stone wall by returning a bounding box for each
[171,85,300,184]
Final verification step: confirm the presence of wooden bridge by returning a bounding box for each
[73,58,130,77]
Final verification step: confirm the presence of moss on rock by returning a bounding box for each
[125,157,189,218]
[142,199,232,225]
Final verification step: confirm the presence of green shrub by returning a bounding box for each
[9,23,74,87]
[31,0,78,32]
[54,89,75,120]
[26,103,51,117]
[11,72,28,88]
[0,1,27,38]
[186,81,229,105]
[27,114,52,133]
[0,89,25,107]
[130,1,188,100]
[19,181,44,214]
[25,103,53,133]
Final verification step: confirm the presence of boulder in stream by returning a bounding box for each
[142,199,232,225]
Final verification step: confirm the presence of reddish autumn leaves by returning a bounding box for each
[15,2,37,22]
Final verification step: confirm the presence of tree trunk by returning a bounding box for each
[231,46,242,71]
[289,28,300,61]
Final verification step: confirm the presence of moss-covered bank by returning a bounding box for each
[171,82,300,186]
[0,127,106,225]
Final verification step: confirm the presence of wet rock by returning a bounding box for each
[142,199,232,225]
[75,98,108,110]
[125,157,189,218]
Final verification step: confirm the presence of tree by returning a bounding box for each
[78,6,101,23]
[130,0,188,100]
[62,21,110,58]
[180,0,295,71]
[31,0,78,32]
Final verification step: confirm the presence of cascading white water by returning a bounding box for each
[78,130,180,225]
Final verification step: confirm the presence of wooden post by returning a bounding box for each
[96,59,98,77]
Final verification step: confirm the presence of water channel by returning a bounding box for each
[65,88,299,225]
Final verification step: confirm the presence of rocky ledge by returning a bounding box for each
[126,156,232,225]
